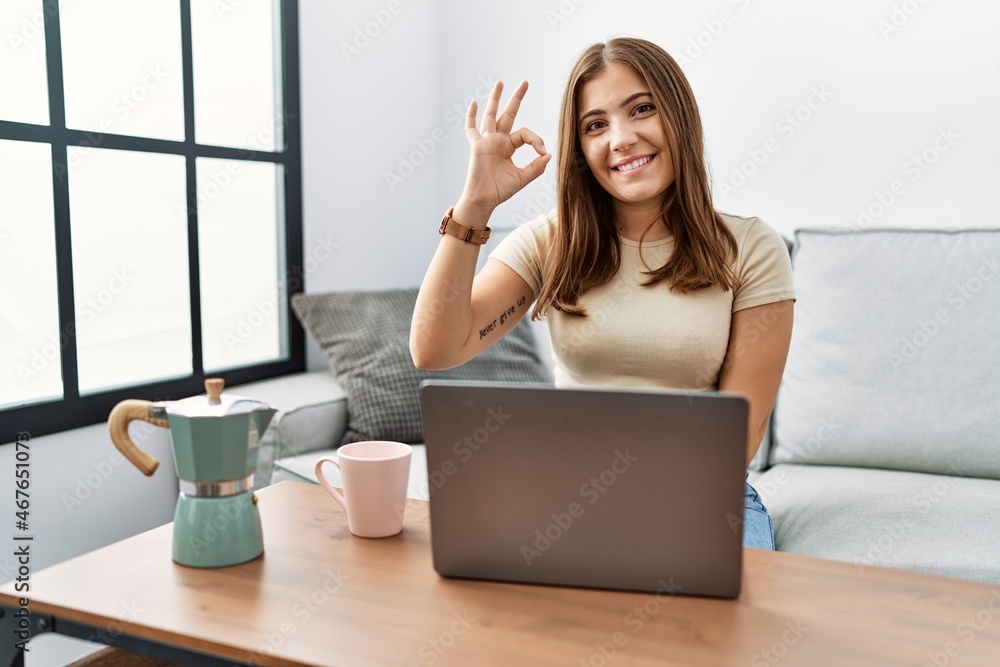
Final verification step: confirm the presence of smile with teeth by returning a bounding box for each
[613,155,654,172]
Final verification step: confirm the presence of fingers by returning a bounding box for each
[465,98,480,142]
[465,81,541,152]
[496,80,529,135]
[509,128,547,156]
[481,80,503,133]
[519,153,552,185]
[510,127,550,185]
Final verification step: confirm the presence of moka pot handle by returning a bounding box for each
[108,399,170,476]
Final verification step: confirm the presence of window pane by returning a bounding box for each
[0,140,61,408]
[68,148,191,393]
[59,0,184,141]
[0,0,50,124]
[191,0,281,151]
[198,158,285,371]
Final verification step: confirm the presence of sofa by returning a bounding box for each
[237,226,1000,586]
[746,226,1000,585]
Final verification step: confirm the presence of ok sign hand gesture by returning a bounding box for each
[458,80,552,218]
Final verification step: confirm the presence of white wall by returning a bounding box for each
[298,0,445,368]
[429,0,999,239]
[300,0,443,287]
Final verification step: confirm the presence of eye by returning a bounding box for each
[583,119,607,133]
[634,103,656,116]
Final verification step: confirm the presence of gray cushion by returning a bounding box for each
[752,464,1000,585]
[771,228,1000,478]
[291,288,552,445]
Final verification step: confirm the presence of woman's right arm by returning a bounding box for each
[411,80,550,370]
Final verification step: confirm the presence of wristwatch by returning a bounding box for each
[439,207,491,245]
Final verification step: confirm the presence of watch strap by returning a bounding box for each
[439,207,491,245]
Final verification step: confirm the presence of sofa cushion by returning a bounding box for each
[291,288,552,446]
[771,228,1000,478]
[751,463,1000,585]
[272,445,430,500]
[231,371,348,491]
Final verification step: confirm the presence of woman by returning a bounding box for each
[410,37,795,549]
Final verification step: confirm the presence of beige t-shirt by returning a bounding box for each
[489,211,796,391]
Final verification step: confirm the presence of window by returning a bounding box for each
[0,0,303,440]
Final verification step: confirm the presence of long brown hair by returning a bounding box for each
[532,37,738,318]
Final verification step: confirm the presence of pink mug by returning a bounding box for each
[314,441,412,538]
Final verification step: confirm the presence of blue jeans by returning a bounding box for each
[743,481,775,550]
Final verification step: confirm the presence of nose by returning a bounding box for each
[609,120,638,153]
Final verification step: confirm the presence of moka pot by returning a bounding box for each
[108,378,277,567]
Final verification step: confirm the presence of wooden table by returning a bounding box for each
[2,481,999,666]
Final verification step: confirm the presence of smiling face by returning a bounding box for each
[576,62,675,220]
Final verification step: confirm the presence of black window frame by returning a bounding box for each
[0,0,304,442]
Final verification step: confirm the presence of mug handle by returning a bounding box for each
[315,457,348,511]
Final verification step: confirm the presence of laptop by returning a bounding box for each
[419,380,749,598]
